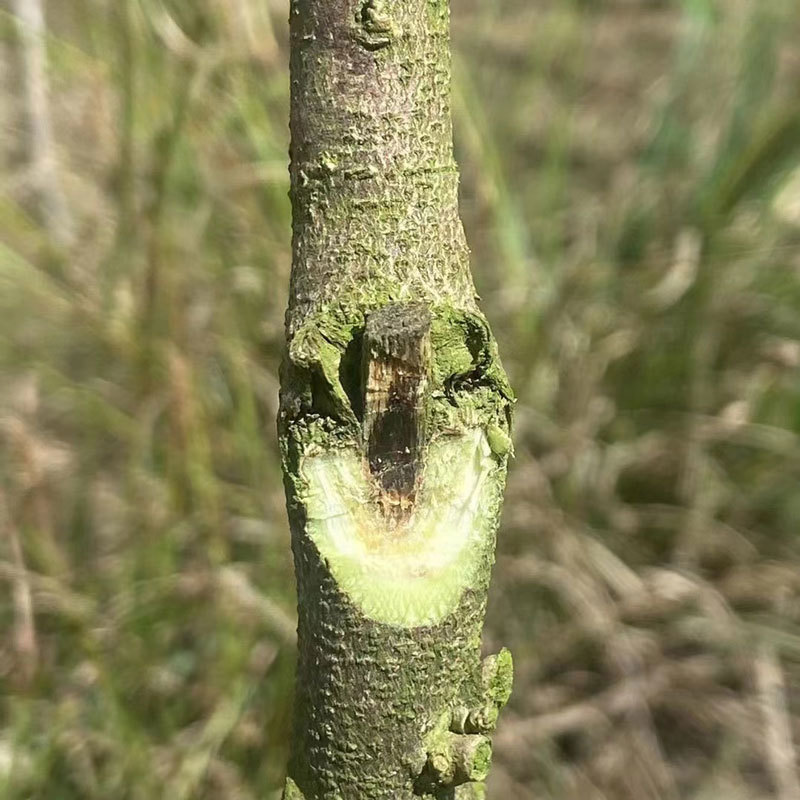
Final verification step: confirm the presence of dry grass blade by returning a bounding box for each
[754,644,800,800]
[171,686,250,800]
[498,656,722,745]
[10,0,74,247]
[0,487,38,686]
[216,566,296,645]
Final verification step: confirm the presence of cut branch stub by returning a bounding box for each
[363,302,432,518]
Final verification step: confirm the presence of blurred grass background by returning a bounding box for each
[3,0,800,798]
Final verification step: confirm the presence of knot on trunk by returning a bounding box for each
[356,0,395,50]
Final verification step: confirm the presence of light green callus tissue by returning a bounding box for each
[300,428,497,628]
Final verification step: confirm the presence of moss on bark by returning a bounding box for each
[280,1,513,797]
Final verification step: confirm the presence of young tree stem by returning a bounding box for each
[280,2,514,797]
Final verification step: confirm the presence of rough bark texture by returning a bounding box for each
[279,1,513,798]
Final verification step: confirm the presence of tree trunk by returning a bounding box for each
[280,1,514,798]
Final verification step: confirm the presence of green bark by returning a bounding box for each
[279,1,513,797]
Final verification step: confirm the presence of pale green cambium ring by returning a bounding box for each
[301,428,498,628]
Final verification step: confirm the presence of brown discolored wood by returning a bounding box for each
[362,302,431,516]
